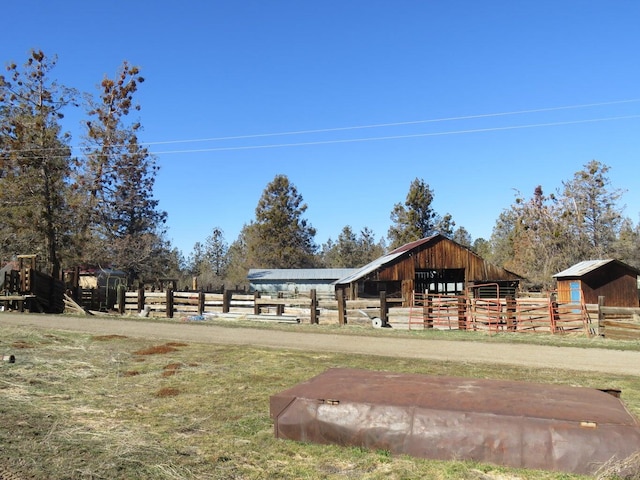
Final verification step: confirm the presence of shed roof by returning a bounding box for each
[248,268,358,282]
[333,235,440,285]
[553,259,640,278]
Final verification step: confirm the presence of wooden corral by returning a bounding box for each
[334,235,521,305]
[554,260,640,308]
[1,255,64,313]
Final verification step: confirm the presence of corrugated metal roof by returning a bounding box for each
[333,235,441,285]
[554,259,640,278]
[388,235,439,254]
[333,250,406,285]
[553,260,615,278]
[248,268,358,282]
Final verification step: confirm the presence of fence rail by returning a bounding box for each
[597,296,640,340]
[111,288,640,339]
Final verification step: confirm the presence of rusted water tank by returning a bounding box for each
[270,368,640,475]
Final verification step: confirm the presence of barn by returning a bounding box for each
[334,234,521,305]
[248,268,357,297]
[553,259,640,308]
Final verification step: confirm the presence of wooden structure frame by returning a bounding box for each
[334,235,521,305]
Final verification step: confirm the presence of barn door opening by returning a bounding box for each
[415,269,465,295]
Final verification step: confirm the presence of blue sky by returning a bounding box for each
[3,1,639,256]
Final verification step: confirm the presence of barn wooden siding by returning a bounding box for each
[557,263,639,307]
[334,235,522,304]
[377,237,518,284]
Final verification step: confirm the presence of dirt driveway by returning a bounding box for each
[2,312,640,376]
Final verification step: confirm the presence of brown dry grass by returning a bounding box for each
[0,323,638,479]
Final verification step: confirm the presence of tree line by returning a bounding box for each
[187,160,640,292]
[2,50,638,291]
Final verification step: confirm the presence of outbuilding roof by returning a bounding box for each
[248,268,358,282]
[333,234,452,285]
[553,259,640,278]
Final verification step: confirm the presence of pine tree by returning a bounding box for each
[0,50,77,276]
[247,174,317,268]
[559,160,624,259]
[320,226,385,267]
[388,178,439,249]
[77,62,167,281]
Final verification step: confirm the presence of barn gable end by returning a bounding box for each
[334,235,521,304]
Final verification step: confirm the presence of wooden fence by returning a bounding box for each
[597,296,640,340]
[111,287,640,338]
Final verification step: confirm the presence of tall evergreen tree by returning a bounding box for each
[559,160,624,259]
[388,178,441,249]
[0,50,77,276]
[320,226,385,267]
[612,218,640,268]
[451,226,472,248]
[77,62,167,281]
[247,174,317,268]
[205,227,229,277]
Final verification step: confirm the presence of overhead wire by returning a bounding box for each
[2,99,640,158]
[142,98,640,146]
[149,115,640,155]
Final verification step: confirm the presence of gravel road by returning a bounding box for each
[1,312,639,376]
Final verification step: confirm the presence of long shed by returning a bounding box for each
[248,268,357,297]
[553,259,640,307]
[334,235,521,304]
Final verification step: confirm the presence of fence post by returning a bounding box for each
[506,296,517,332]
[198,290,205,315]
[337,288,346,325]
[457,295,466,330]
[117,285,126,315]
[166,287,174,318]
[550,301,559,333]
[598,296,605,337]
[310,289,318,324]
[277,292,284,316]
[223,290,232,313]
[424,295,433,329]
[379,290,388,327]
[137,287,145,314]
[253,291,261,315]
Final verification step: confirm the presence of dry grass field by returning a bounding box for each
[1,320,640,479]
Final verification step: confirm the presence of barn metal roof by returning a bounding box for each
[332,251,406,285]
[248,268,357,282]
[333,235,441,285]
[553,259,640,278]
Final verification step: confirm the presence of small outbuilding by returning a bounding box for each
[334,234,521,304]
[248,268,358,297]
[553,259,640,307]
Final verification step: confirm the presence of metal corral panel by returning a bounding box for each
[270,368,640,475]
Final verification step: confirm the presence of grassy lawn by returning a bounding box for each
[1,321,638,479]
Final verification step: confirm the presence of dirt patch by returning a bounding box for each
[133,344,180,355]
[162,363,181,377]
[92,334,129,341]
[11,341,33,349]
[155,387,180,397]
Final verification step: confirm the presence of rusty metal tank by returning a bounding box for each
[270,368,640,474]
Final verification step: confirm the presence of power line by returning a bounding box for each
[150,115,640,155]
[141,98,640,146]
[2,99,640,158]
